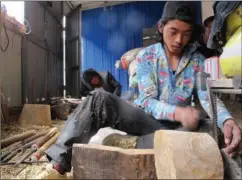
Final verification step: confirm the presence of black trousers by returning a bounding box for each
[45,90,210,172]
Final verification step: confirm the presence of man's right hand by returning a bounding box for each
[174,106,200,130]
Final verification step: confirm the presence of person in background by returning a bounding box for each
[45,1,241,176]
[80,68,121,97]
[197,16,220,58]
[203,16,214,45]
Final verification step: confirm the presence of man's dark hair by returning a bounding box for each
[82,68,102,84]
[203,16,214,28]
[156,19,202,44]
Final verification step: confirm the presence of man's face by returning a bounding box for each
[159,19,193,55]
[203,21,213,45]
[91,76,100,86]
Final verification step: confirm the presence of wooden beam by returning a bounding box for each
[72,144,156,179]
[154,130,224,179]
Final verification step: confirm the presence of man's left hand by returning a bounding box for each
[223,119,241,157]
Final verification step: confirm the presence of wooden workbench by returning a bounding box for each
[210,79,242,94]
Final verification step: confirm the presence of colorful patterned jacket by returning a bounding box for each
[133,42,233,129]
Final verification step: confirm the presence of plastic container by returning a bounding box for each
[220,26,242,78]
[204,56,223,80]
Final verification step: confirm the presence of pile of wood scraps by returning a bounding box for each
[1,127,60,167]
[47,97,83,120]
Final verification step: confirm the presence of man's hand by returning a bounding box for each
[223,119,241,157]
[175,106,200,130]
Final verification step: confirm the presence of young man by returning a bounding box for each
[80,68,122,97]
[45,1,241,175]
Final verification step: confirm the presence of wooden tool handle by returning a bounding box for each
[31,132,60,161]
[1,130,36,148]
[32,127,58,149]
[22,130,48,144]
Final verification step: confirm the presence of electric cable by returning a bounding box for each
[1,23,9,52]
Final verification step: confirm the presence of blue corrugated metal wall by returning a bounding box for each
[81,1,202,92]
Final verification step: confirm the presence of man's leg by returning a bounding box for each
[45,90,178,173]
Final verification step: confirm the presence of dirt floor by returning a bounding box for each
[0,98,241,179]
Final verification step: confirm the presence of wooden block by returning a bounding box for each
[18,104,52,126]
[154,130,223,179]
[72,144,156,179]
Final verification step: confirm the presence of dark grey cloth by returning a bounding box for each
[45,90,180,172]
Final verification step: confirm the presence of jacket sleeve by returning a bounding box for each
[136,52,176,121]
[108,72,122,97]
[80,78,92,97]
[196,55,234,129]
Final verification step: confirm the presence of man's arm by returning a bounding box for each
[108,72,122,97]
[196,55,241,157]
[136,52,176,121]
[80,79,93,97]
[196,56,234,129]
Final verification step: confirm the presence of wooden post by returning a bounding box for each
[72,144,156,179]
[154,130,224,179]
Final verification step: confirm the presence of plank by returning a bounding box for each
[210,78,241,89]
[211,89,242,94]
[154,130,223,179]
[72,144,156,179]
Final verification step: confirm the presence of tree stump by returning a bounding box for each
[72,144,156,179]
[18,104,52,126]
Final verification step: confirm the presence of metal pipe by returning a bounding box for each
[62,16,66,99]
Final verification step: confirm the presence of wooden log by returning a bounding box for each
[1,130,36,148]
[18,104,52,126]
[22,130,48,144]
[154,130,224,179]
[72,144,156,179]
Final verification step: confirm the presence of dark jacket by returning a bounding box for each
[207,1,241,53]
[197,43,220,58]
[80,69,121,97]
